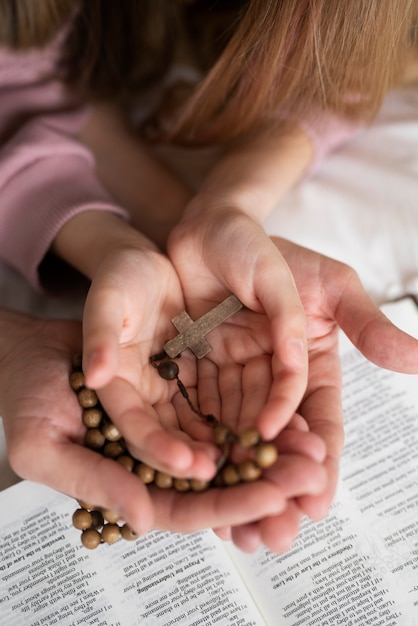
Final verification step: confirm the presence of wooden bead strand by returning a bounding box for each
[69,350,278,548]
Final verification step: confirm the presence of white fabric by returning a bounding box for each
[265,87,418,304]
[1,86,417,490]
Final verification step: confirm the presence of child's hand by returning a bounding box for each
[82,241,223,483]
[51,211,219,481]
[168,205,309,442]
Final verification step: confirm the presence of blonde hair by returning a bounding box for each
[171,0,418,143]
[0,0,176,97]
[1,1,417,144]
[0,0,73,47]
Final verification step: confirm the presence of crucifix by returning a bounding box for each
[163,294,243,359]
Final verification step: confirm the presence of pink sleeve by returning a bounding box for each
[0,44,128,291]
[0,115,128,291]
[298,109,365,175]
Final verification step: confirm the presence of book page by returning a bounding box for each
[0,482,265,626]
[226,297,418,626]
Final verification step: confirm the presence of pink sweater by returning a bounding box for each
[0,42,128,290]
[0,40,361,291]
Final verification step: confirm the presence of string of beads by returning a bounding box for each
[69,351,278,549]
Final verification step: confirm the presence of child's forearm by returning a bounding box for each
[51,211,157,281]
[184,123,313,223]
[78,103,192,250]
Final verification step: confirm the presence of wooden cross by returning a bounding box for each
[163,294,243,359]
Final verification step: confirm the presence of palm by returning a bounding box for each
[81,248,221,480]
[227,237,418,552]
[278,236,418,516]
[169,225,418,552]
[168,211,310,442]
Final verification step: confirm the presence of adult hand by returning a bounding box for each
[0,309,326,539]
[80,238,328,543]
[221,237,418,553]
[166,207,324,552]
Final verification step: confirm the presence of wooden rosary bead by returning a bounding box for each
[190,479,210,492]
[238,460,262,482]
[77,499,96,511]
[173,478,191,492]
[72,508,93,530]
[212,473,224,488]
[117,455,135,472]
[84,428,106,450]
[135,463,155,484]
[81,528,102,550]
[222,464,241,486]
[71,352,83,370]
[120,524,138,541]
[214,424,234,445]
[102,509,120,524]
[77,388,99,408]
[69,339,279,550]
[69,370,85,391]
[101,422,122,442]
[82,408,103,429]
[155,471,173,489]
[239,427,261,449]
[101,523,121,544]
[103,441,125,458]
[157,359,179,380]
[90,510,104,529]
[255,443,278,468]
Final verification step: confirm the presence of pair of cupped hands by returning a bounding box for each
[2,209,418,555]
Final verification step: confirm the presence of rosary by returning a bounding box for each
[70,295,277,548]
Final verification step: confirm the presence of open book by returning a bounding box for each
[1,297,418,626]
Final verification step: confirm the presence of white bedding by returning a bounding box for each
[1,86,417,491]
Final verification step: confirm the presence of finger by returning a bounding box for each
[212,526,232,541]
[229,501,304,554]
[297,455,340,521]
[230,521,262,553]
[179,233,308,437]
[249,251,309,439]
[24,436,154,535]
[263,454,328,500]
[151,480,287,533]
[239,355,272,432]
[172,387,219,443]
[216,454,326,546]
[218,362,244,431]
[295,372,345,519]
[257,359,309,441]
[334,272,418,373]
[275,427,327,463]
[99,377,217,480]
[82,286,124,389]
[196,357,221,420]
[258,501,304,553]
[285,413,309,431]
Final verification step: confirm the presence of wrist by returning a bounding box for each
[184,124,313,223]
[182,189,271,226]
[52,211,158,280]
